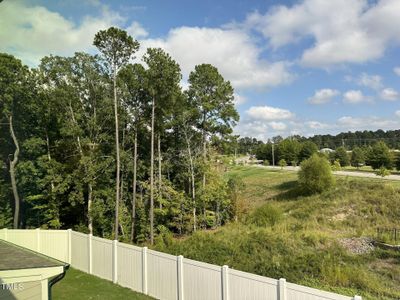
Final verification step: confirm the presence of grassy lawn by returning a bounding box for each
[153,165,400,300]
[53,268,153,300]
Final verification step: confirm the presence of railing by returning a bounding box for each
[0,229,362,300]
[376,227,399,244]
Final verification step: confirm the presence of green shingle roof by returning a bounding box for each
[0,240,66,271]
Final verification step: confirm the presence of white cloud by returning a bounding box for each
[233,94,247,106]
[337,116,399,130]
[380,88,399,101]
[394,67,400,76]
[126,21,148,39]
[357,73,383,90]
[246,0,400,68]
[246,106,294,121]
[0,1,128,65]
[396,110,400,117]
[306,121,330,129]
[343,90,370,104]
[268,121,287,131]
[308,89,339,104]
[140,27,294,90]
[233,105,294,140]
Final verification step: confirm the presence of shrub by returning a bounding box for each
[278,159,287,169]
[368,141,393,170]
[331,160,341,171]
[298,154,335,194]
[247,204,283,227]
[376,166,390,177]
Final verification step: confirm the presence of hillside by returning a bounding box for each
[153,166,400,300]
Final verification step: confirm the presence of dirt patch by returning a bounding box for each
[329,208,355,222]
[338,237,374,254]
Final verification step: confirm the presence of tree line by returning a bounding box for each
[223,129,400,157]
[254,138,400,171]
[0,27,240,244]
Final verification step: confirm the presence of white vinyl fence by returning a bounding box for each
[0,229,362,300]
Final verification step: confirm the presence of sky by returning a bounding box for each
[1,0,400,141]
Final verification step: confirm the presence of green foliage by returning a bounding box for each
[298,154,335,194]
[396,152,400,171]
[278,159,287,169]
[155,166,400,300]
[247,204,283,227]
[93,27,139,70]
[299,141,318,162]
[331,160,341,171]
[277,139,301,166]
[351,147,365,168]
[334,147,350,167]
[376,166,390,177]
[368,141,393,170]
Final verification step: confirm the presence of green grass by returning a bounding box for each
[153,165,400,300]
[342,165,400,175]
[53,268,153,300]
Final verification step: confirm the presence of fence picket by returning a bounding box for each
[0,229,362,300]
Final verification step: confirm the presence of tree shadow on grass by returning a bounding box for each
[275,180,305,201]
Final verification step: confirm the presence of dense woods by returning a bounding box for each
[0,27,239,243]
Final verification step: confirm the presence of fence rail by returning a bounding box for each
[0,229,362,300]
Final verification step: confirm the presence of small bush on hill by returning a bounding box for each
[247,204,283,227]
[298,154,335,194]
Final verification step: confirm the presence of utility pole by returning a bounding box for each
[272,141,275,166]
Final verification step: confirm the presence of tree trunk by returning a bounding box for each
[150,96,155,245]
[158,134,162,209]
[9,115,21,229]
[202,113,207,228]
[113,65,120,240]
[45,132,55,193]
[184,129,196,232]
[130,129,137,243]
[88,183,93,234]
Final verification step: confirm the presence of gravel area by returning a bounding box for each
[338,237,375,254]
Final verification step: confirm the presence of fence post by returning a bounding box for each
[354,296,362,300]
[67,229,72,264]
[177,255,184,300]
[278,278,286,300]
[142,246,148,295]
[36,228,40,252]
[88,233,93,274]
[222,265,229,300]
[113,240,118,284]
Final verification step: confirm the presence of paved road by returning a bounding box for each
[255,165,400,181]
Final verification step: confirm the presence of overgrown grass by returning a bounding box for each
[53,268,153,300]
[153,166,400,300]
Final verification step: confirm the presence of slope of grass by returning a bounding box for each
[153,166,400,300]
[53,268,153,300]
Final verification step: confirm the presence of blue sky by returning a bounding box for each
[1,0,400,140]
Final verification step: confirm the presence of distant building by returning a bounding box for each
[319,148,334,153]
